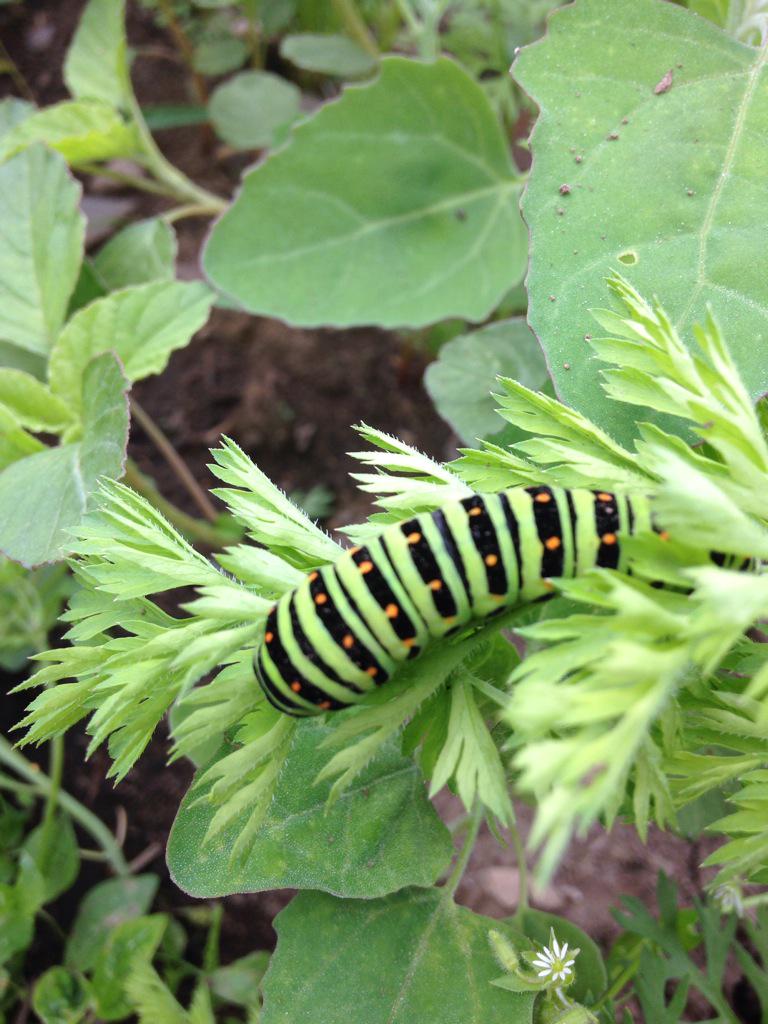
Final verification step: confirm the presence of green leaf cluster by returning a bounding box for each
[0,0,135,167]
[0,141,212,567]
[0,792,269,1023]
[608,873,768,1022]
[18,273,768,901]
[466,275,768,886]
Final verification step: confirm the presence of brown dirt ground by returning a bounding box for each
[0,3,758,1019]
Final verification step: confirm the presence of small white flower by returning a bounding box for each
[530,931,577,983]
[714,881,744,917]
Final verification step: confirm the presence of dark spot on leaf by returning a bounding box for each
[549,295,556,302]
[618,250,638,266]
[607,131,619,140]
[584,334,592,341]
[686,188,694,196]
[574,155,583,163]
[454,208,467,221]
[559,183,571,195]
[621,117,629,125]
[654,68,674,94]
[563,362,571,370]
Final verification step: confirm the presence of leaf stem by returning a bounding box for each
[162,202,223,224]
[77,163,179,198]
[130,398,218,522]
[394,0,421,37]
[126,83,227,212]
[0,737,129,876]
[332,0,380,58]
[444,802,483,898]
[123,459,228,549]
[509,818,529,922]
[0,35,35,100]
[155,0,209,105]
[744,892,768,909]
[240,0,264,69]
[35,734,64,876]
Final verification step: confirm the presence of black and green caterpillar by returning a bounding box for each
[254,485,660,716]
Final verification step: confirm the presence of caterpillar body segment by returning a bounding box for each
[254,486,653,716]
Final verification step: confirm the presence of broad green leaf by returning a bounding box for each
[425,319,549,443]
[0,146,84,355]
[48,280,213,408]
[205,57,524,328]
[167,721,453,898]
[0,405,43,473]
[0,884,34,965]
[0,341,46,377]
[20,813,80,903]
[210,951,270,1008]
[0,97,34,139]
[685,0,729,26]
[0,352,129,566]
[515,0,768,443]
[193,15,249,75]
[261,889,536,1024]
[0,369,73,432]
[91,914,168,1021]
[280,33,377,77]
[33,967,90,1024]
[209,71,301,150]
[64,0,129,109]
[0,101,137,166]
[93,218,177,290]
[65,874,159,972]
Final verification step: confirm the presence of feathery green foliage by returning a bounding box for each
[16,276,768,892]
[486,276,768,884]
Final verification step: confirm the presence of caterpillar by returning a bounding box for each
[254,485,657,717]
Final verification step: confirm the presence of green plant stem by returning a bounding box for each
[0,35,34,100]
[126,86,227,213]
[333,0,380,58]
[35,734,64,876]
[124,458,227,549]
[162,202,223,224]
[0,737,129,876]
[394,0,446,58]
[241,0,264,69]
[156,0,209,105]
[394,0,421,37]
[130,398,218,523]
[203,903,224,973]
[444,802,483,898]
[509,818,529,922]
[77,163,179,199]
[744,893,768,909]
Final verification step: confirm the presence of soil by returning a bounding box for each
[0,3,756,1020]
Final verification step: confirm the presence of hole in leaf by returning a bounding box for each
[618,250,638,265]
